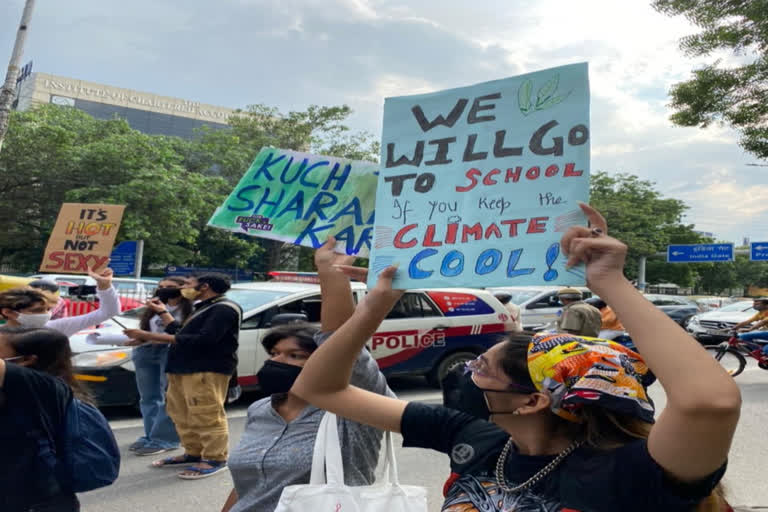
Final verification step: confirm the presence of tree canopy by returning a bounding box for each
[653,0,768,159]
[0,103,377,274]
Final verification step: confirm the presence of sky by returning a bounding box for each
[2,0,766,244]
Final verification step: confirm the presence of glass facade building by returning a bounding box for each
[15,72,234,140]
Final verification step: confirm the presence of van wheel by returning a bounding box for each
[428,351,477,388]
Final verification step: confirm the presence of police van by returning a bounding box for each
[69,273,514,406]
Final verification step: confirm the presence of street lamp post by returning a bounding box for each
[0,0,36,155]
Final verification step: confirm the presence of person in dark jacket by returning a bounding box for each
[124,273,241,480]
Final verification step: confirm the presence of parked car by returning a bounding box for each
[69,280,514,406]
[640,294,700,327]
[693,297,730,311]
[29,274,157,313]
[687,301,756,342]
[487,286,592,330]
[0,274,32,292]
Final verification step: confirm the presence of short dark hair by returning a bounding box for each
[29,280,60,293]
[261,324,319,354]
[0,326,90,401]
[494,293,512,305]
[0,288,47,317]
[194,273,231,294]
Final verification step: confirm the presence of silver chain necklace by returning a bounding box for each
[495,437,584,493]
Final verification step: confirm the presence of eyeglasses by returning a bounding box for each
[465,355,537,394]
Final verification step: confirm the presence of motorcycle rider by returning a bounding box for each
[733,298,768,355]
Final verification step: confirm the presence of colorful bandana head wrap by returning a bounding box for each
[526,333,655,424]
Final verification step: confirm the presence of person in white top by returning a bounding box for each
[129,276,192,456]
[0,268,121,337]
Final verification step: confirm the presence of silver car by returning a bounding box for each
[687,301,756,342]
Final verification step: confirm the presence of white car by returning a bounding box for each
[687,301,756,342]
[70,280,514,406]
[29,274,158,301]
[487,286,592,330]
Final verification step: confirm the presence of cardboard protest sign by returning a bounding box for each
[40,203,125,274]
[369,63,590,288]
[208,147,378,256]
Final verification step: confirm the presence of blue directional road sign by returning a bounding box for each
[109,241,138,276]
[667,243,734,263]
[751,242,768,261]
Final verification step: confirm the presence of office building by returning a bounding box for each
[15,72,235,139]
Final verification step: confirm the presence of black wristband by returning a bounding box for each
[158,310,169,315]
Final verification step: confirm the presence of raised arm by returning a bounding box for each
[747,316,768,331]
[562,203,741,483]
[292,266,407,432]
[46,268,121,337]
[732,312,760,331]
[315,237,356,333]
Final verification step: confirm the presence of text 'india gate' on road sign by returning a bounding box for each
[667,243,734,263]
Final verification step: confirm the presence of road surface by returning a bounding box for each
[81,370,768,511]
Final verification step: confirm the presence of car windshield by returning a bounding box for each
[118,289,292,318]
[496,290,542,305]
[645,295,695,306]
[716,301,755,313]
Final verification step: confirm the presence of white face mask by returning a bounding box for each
[16,312,52,328]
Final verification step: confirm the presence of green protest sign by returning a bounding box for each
[208,147,378,256]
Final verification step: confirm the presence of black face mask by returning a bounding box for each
[155,287,182,303]
[256,360,303,396]
[442,367,521,421]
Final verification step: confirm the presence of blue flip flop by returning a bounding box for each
[151,454,201,468]
[177,460,228,480]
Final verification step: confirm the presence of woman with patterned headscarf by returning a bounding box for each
[292,204,738,512]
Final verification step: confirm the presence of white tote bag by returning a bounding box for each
[275,412,428,512]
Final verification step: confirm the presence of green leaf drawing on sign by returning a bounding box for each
[536,91,571,110]
[536,74,559,106]
[518,79,533,115]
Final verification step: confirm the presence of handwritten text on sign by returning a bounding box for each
[208,148,378,256]
[369,63,590,288]
[40,203,125,273]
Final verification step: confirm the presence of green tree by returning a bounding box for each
[0,105,260,273]
[696,261,738,294]
[589,172,704,282]
[0,103,377,275]
[653,0,768,159]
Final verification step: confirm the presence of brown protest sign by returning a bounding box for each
[40,203,125,274]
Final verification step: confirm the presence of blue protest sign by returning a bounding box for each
[667,244,734,263]
[368,63,590,288]
[109,241,138,276]
[750,242,768,261]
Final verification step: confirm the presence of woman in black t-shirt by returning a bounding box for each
[293,204,739,512]
[0,327,88,512]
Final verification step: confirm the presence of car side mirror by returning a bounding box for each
[268,313,309,327]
